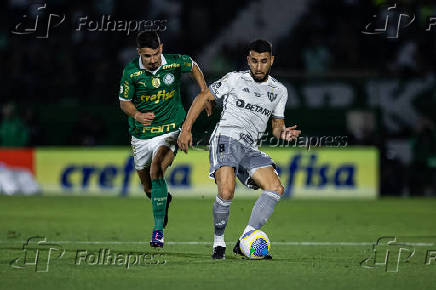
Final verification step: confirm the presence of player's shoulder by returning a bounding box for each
[222,70,249,82]
[123,58,140,73]
[163,53,191,63]
[235,70,251,79]
[162,54,193,71]
[268,74,288,95]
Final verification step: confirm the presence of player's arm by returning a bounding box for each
[272,118,301,141]
[118,69,154,126]
[119,100,154,126]
[178,72,233,153]
[271,86,301,141]
[191,62,208,92]
[177,90,215,153]
[191,62,214,116]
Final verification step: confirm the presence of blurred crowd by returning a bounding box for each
[1,0,248,105]
[216,0,436,75]
[2,0,436,103]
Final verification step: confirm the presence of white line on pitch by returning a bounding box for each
[0,241,434,246]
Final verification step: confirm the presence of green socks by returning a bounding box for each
[151,179,168,231]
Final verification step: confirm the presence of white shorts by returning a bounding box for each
[131,129,180,170]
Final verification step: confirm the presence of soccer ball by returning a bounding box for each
[239,230,270,259]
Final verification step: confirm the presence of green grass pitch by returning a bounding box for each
[0,195,435,290]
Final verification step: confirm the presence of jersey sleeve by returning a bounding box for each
[179,54,193,73]
[208,72,234,101]
[272,87,288,119]
[118,68,135,101]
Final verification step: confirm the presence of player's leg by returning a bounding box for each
[131,136,160,244]
[138,165,173,227]
[233,166,282,259]
[212,166,236,258]
[245,166,283,232]
[233,150,282,258]
[209,135,241,259]
[137,167,172,228]
[149,145,175,247]
[137,167,152,199]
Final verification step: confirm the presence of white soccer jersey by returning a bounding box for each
[209,70,288,148]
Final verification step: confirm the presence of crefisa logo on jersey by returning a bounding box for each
[163,73,175,85]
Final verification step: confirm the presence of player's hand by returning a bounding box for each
[134,112,155,126]
[177,130,193,153]
[204,100,215,117]
[280,125,301,141]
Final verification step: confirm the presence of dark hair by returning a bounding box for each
[247,39,272,54]
[136,31,161,49]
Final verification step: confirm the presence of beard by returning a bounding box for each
[249,67,271,82]
[149,63,159,70]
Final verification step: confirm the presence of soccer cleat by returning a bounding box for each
[233,240,244,256]
[233,240,272,259]
[150,230,164,248]
[163,192,172,229]
[211,246,226,259]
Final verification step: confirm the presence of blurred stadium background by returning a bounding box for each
[1,0,436,197]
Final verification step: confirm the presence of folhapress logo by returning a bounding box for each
[11,3,167,39]
[362,3,436,38]
[361,236,436,272]
[362,4,414,39]
[10,236,65,272]
[11,3,65,39]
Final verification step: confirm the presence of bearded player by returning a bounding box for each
[178,39,301,259]
[119,31,211,248]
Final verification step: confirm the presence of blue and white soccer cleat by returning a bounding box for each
[150,230,164,248]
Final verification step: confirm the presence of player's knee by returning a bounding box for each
[265,183,284,195]
[219,188,234,200]
[275,184,285,195]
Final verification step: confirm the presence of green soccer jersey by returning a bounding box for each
[119,54,193,139]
